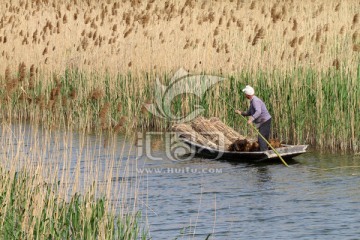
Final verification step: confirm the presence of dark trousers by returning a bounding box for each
[258,118,271,151]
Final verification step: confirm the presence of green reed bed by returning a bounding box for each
[1,63,359,151]
[0,112,148,239]
[0,167,146,239]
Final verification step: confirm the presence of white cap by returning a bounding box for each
[242,85,255,95]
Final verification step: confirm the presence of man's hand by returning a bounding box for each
[247,116,254,124]
[235,110,242,115]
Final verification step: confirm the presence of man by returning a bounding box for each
[235,85,272,151]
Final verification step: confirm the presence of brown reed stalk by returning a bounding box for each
[42,47,48,55]
[63,14,67,24]
[271,4,282,23]
[250,1,255,10]
[116,103,122,113]
[323,23,329,32]
[50,85,61,101]
[353,13,359,26]
[99,102,110,129]
[315,29,321,42]
[283,27,287,36]
[5,77,18,93]
[18,62,26,82]
[332,59,340,70]
[69,89,77,100]
[29,64,35,89]
[90,20,97,29]
[89,88,103,101]
[353,44,360,52]
[252,27,265,46]
[114,116,127,133]
[339,26,345,34]
[298,36,305,45]
[289,37,297,48]
[335,3,340,11]
[292,19,298,31]
[5,66,11,82]
[353,31,358,43]
[213,27,219,36]
[47,99,56,112]
[218,16,223,26]
[320,44,325,53]
[281,51,285,60]
[81,38,89,50]
[124,28,133,38]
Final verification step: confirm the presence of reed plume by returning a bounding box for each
[252,27,265,46]
[353,44,360,52]
[114,116,127,133]
[99,102,110,129]
[18,62,26,82]
[292,19,298,31]
[332,59,340,70]
[335,3,340,11]
[5,66,11,82]
[289,37,297,48]
[89,88,103,101]
[352,13,359,26]
[353,31,358,43]
[63,14,67,24]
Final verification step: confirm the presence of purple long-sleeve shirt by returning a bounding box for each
[242,96,271,128]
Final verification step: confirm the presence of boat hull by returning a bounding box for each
[180,137,308,162]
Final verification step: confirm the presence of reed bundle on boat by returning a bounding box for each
[209,117,245,142]
[171,123,218,149]
[173,117,284,152]
[190,117,232,149]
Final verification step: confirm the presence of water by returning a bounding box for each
[137,143,360,239]
[3,125,360,239]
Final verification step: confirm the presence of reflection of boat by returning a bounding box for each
[179,136,308,162]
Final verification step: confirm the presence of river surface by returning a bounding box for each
[3,125,360,239]
[137,137,360,240]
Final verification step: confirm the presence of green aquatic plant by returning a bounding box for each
[0,62,359,151]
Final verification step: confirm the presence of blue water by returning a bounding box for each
[3,124,360,239]
[137,147,360,239]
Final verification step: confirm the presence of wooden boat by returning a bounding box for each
[179,136,308,163]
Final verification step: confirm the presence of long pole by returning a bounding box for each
[235,112,289,167]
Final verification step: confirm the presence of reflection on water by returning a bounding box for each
[2,125,360,239]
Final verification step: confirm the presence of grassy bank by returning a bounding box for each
[0,168,145,239]
[1,64,359,151]
[0,117,147,239]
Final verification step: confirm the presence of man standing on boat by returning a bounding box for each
[235,85,272,151]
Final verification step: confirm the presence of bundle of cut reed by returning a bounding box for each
[190,117,232,149]
[172,123,218,149]
[209,117,245,142]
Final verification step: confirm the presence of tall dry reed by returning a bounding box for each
[0,0,359,74]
